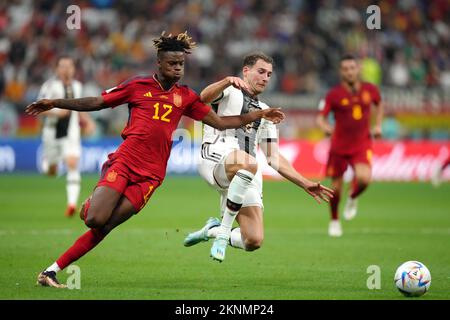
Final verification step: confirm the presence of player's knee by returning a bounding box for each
[244,236,263,251]
[84,213,107,229]
[331,179,343,194]
[66,157,79,170]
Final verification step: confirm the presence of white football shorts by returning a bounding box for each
[42,136,81,165]
[198,137,263,213]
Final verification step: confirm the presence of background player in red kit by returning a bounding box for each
[431,155,450,187]
[25,32,285,288]
[316,54,383,237]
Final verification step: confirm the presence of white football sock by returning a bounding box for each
[229,227,245,249]
[67,169,81,207]
[45,262,61,273]
[207,226,219,238]
[219,169,255,235]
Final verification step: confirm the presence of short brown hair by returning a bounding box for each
[340,54,357,62]
[243,52,274,68]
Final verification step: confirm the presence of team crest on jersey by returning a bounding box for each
[106,170,118,182]
[160,95,168,99]
[244,122,254,133]
[173,92,182,108]
[341,98,349,106]
[243,105,260,133]
[362,90,371,104]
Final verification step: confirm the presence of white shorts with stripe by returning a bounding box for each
[197,137,264,214]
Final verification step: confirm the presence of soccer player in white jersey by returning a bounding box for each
[38,56,95,217]
[184,52,334,262]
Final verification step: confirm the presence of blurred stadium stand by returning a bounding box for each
[0,0,449,140]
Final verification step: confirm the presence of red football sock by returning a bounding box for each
[56,229,106,270]
[350,179,368,199]
[330,190,340,220]
[442,158,450,170]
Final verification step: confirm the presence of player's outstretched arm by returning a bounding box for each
[261,141,334,204]
[202,108,285,131]
[372,101,384,139]
[316,114,333,136]
[200,76,250,103]
[25,97,107,116]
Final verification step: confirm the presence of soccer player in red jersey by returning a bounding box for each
[25,32,285,288]
[316,54,383,237]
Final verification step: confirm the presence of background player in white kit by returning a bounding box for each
[38,56,95,217]
[184,52,334,262]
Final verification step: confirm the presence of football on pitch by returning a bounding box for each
[394,261,431,297]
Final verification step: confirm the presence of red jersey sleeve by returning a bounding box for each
[101,78,133,108]
[319,91,334,116]
[183,90,211,121]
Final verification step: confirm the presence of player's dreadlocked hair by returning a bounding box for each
[153,31,196,57]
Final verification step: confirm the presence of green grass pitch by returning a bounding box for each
[1,174,449,299]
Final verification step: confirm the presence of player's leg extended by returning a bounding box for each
[351,163,371,198]
[83,186,123,228]
[183,216,221,247]
[210,150,257,262]
[234,206,264,251]
[37,191,135,288]
[344,162,371,221]
[200,187,264,251]
[183,190,227,247]
[326,152,346,236]
[329,176,343,237]
[64,155,81,217]
[42,140,59,176]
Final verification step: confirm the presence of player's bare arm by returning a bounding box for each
[25,97,107,115]
[261,141,334,204]
[316,113,334,136]
[372,101,384,139]
[202,108,285,131]
[200,76,250,103]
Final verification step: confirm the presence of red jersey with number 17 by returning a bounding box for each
[319,82,381,155]
[101,74,211,181]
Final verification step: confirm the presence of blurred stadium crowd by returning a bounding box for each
[0,0,449,139]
